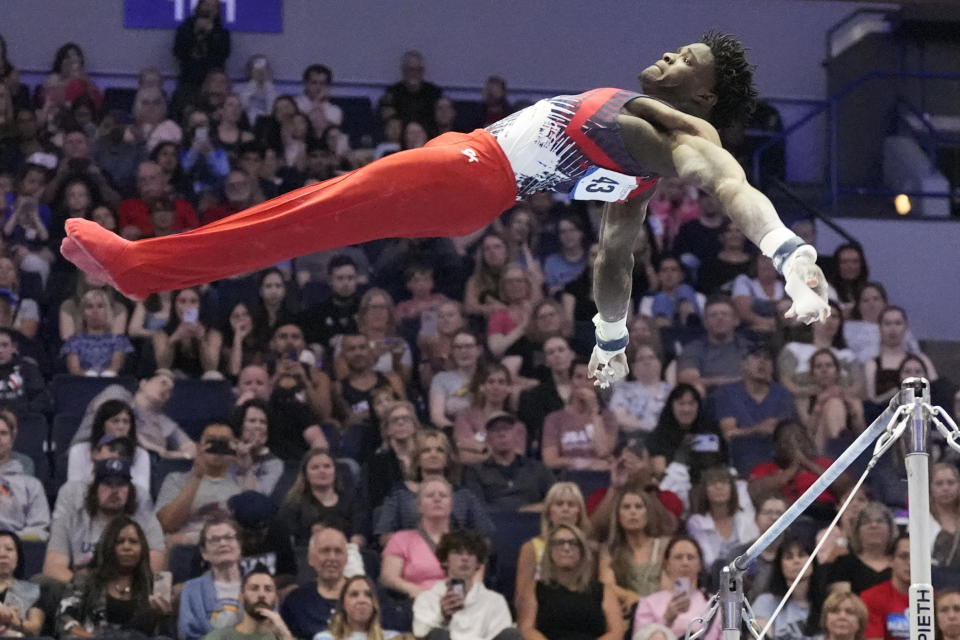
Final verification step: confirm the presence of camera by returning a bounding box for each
[205,438,235,455]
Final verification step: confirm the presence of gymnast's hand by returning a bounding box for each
[783,247,830,325]
[588,346,628,389]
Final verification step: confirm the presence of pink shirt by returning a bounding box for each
[487,309,518,336]
[383,529,445,591]
[634,589,721,640]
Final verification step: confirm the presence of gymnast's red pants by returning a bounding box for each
[62,129,518,299]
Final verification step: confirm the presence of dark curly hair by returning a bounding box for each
[700,32,758,130]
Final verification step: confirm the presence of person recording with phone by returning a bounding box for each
[156,423,254,546]
[154,287,223,379]
[633,535,720,640]
[412,530,520,640]
[180,109,230,199]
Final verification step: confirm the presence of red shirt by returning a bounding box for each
[861,580,910,640]
[117,198,199,236]
[749,457,837,503]
[586,486,684,520]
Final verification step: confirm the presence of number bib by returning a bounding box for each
[569,167,639,202]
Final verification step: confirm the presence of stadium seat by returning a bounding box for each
[488,509,540,604]
[21,540,46,578]
[330,96,376,146]
[165,379,235,441]
[50,412,81,487]
[452,100,485,131]
[102,87,137,114]
[169,544,200,585]
[561,469,611,502]
[50,374,138,418]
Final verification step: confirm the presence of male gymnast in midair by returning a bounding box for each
[61,33,829,387]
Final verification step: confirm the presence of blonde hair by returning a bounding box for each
[409,430,459,483]
[79,288,115,333]
[326,575,386,640]
[539,524,594,593]
[540,482,590,538]
[357,287,397,334]
[820,588,868,640]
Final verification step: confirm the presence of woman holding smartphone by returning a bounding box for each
[153,287,222,378]
[633,535,719,640]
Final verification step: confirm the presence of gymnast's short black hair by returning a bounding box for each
[700,31,758,130]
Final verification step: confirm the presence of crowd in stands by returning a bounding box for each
[2,5,960,639]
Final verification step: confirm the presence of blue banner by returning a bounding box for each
[125,0,283,33]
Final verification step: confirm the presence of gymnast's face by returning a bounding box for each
[640,43,716,107]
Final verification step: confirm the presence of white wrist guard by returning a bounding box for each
[592,313,628,355]
[759,228,815,275]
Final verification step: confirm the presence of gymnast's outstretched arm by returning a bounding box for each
[588,106,829,386]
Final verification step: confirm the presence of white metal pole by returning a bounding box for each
[902,377,935,640]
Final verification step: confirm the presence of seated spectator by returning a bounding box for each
[319,576,413,640]
[541,362,618,472]
[221,302,264,378]
[796,350,866,453]
[747,420,846,521]
[560,242,599,327]
[822,502,894,595]
[333,289,413,385]
[502,299,571,381]
[0,410,48,539]
[180,109,231,199]
[380,478,454,600]
[462,412,553,512]
[454,364,526,464]
[49,174,99,255]
[73,369,196,460]
[412,529,520,640]
[609,345,672,436]
[229,398,283,496]
[863,306,937,405]
[816,485,870,566]
[517,336,575,454]
[367,401,421,511]
[929,462,960,567]
[750,532,816,640]
[178,516,243,640]
[677,296,751,394]
[486,266,540,360]
[127,85,182,153]
[128,291,173,341]
[514,482,591,610]
[3,164,52,284]
[214,93,254,160]
[598,486,674,612]
[587,438,682,540]
[201,169,263,225]
[418,301,468,392]
[632,535,719,640]
[543,216,588,296]
[56,517,170,638]
[60,288,133,376]
[0,257,38,340]
[859,534,910,640]
[295,64,342,132]
[201,568,295,640]
[686,467,758,568]
[150,141,193,200]
[146,197,179,237]
[816,588,869,640]
[673,190,724,282]
[375,431,494,543]
[227,491,297,592]
[709,494,788,601]
[395,264,449,324]
[517,524,624,640]
[236,55,277,124]
[333,334,402,448]
[843,282,920,365]
[464,232,510,318]
[731,254,786,338]
[266,324,333,454]
[0,530,44,635]
[710,343,797,476]
[44,458,165,583]
[117,161,199,239]
[278,448,367,547]
[154,287,223,378]
[937,590,960,640]
[251,269,297,346]
[156,423,248,546]
[646,384,725,494]
[59,272,129,342]
[280,526,348,639]
[93,109,144,198]
[0,328,49,415]
[829,243,869,318]
[638,254,704,330]
[297,255,360,352]
[481,75,512,125]
[67,399,151,487]
[429,330,481,430]
[697,219,752,296]
[778,300,863,400]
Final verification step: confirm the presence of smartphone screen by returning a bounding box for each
[153,571,172,601]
